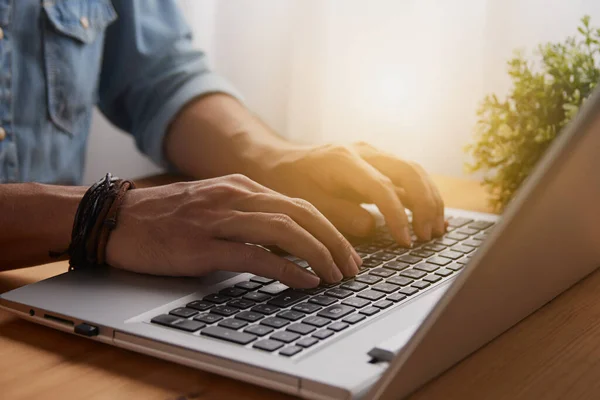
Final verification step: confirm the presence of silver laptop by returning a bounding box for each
[2,88,600,400]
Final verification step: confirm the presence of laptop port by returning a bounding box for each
[43,313,74,326]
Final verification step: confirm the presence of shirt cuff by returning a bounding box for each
[139,73,243,170]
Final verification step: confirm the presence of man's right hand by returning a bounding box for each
[105,174,362,288]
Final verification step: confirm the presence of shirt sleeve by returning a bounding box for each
[97,0,242,168]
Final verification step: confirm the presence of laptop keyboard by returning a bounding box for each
[149,216,494,357]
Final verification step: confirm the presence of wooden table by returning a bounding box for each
[2,175,599,400]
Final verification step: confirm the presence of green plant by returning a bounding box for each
[466,15,600,211]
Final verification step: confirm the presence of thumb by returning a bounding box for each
[312,196,376,238]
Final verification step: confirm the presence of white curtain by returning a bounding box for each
[178,0,600,178]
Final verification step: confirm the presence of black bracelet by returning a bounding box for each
[50,173,129,270]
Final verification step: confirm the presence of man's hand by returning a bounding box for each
[258,142,445,246]
[106,174,361,288]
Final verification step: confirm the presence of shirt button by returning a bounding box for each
[80,17,89,29]
[0,127,6,141]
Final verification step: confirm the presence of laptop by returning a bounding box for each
[2,87,600,400]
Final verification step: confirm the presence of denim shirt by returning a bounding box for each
[0,0,237,184]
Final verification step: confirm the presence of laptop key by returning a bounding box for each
[342,297,370,308]
[372,283,400,294]
[312,329,334,340]
[210,305,239,317]
[457,227,479,236]
[325,288,354,299]
[436,268,454,277]
[423,274,442,283]
[201,326,257,345]
[194,313,223,324]
[268,291,308,308]
[456,257,471,265]
[151,314,180,327]
[343,314,366,324]
[374,300,393,309]
[243,292,271,302]
[309,295,337,306]
[398,287,419,296]
[435,238,458,246]
[446,232,469,241]
[448,263,464,271]
[259,282,289,295]
[219,319,248,330]
[369,268,395,278]
[399,269,426,280]
[412,281,430,290]
[292,302,322,314]
[244,325,273,337]
[317,304,354,320]
[359,307,380,316]
[362,258,383,268]
[462,239,482,248]
[386,276,413,286]
[468,221,494,230]
[171,319,206,332]
[370,252,396,261]
[186,300,214,311]
[296,337,319,348]
[355,275,382,285]
[251,304,281,315]
[235,281,263,291]
[203,294,231,304]
[423,244,446,252]
[250,276,275,284]
[410,250,435,258]
[303,316,331,328]
[260,317,290,329]
[279,346,303,357]
[277,310,305,321]
[451,245,475,254]
[328,322,349,332]
[235,311,264,322]
[227,299,255,310]
[169,307,198,318]
[387,293,407,302]
[357,290,385,301]
[439,250,463,260]
[271,331,301,343]
[219,287,247,298]
[397,255,422,264]
[427,256,452,266]
[299,286,326,295]
[447,217,473,228]
[253,339,284,352]
[383,261,410,271]
[340,281,368,292]
[287,323,316,335]
[414,263,439,273]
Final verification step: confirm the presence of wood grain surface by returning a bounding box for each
[2,175,598,400]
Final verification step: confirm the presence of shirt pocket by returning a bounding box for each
[42,0,117,136]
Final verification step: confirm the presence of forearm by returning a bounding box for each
[165,94,306,182]
[0,183,85,270]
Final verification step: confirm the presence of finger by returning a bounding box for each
[197,240,320,288]
[308,192,376,238]
[362,155,439,241]
[332,153,412,246]
[237,193,361,276]
[210,211,344,283]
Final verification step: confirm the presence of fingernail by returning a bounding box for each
[434,216,445,236]
[299,271,320,288]
[402,227,412,246]
[348,255,359,275]
[351,215,373,236]
[332,266,343,282]
[351,249,362,266]
[422,222,432,241]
